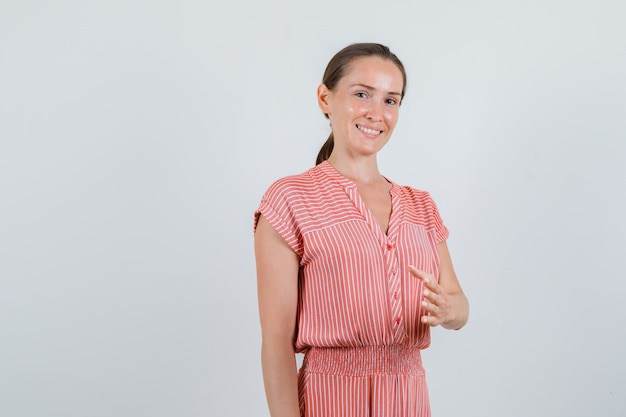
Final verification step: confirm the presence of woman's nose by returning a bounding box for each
[365,100,383,121]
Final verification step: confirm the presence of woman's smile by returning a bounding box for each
[356,124,382,137]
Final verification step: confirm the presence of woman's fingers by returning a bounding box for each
[408,265,441,296]
[408,265,449,327]
[407,265,432,282]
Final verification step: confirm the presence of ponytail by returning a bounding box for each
[316,133,334,165]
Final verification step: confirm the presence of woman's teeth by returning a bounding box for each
[358,125,380,135]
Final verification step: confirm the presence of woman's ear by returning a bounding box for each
[317,84,331,116]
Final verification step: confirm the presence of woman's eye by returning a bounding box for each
[356,92,368,99]
[386,98,397,105]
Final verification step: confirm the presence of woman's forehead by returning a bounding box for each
[340,57,404,93]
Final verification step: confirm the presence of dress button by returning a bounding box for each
[395,317,401,324]
[386,243,393,250]
[391,268,397,274]
[394,293,399,300]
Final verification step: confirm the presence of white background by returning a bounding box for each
[1,1,625,416]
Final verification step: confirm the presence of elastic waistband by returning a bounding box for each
[301,345,424,377]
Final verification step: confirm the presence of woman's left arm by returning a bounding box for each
[408,242,469,330]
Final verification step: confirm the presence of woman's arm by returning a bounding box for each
[255,215,301,417]
[408,241,469,330]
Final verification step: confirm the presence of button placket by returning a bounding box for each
[385,237,404,341]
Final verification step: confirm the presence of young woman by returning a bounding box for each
[254,43,469,417]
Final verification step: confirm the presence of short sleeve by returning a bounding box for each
[429,194,449,243]
[402,186,449,243]
[254,178,304,257]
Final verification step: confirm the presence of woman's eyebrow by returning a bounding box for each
[351,83,402,97]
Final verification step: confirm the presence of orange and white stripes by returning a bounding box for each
[299,346,430,417]
[255,161,448,417]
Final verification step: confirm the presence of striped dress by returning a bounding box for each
[255,161,449,417]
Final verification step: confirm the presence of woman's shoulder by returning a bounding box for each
[394,183,436,204]
[260,165,322,201]
[394,183,444,220]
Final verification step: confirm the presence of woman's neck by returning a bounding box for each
[327,154,384,184]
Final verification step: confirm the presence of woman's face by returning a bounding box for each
[318,56,404,159]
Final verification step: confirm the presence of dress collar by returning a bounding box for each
[315,160,356,189]
[316,160,400,194]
